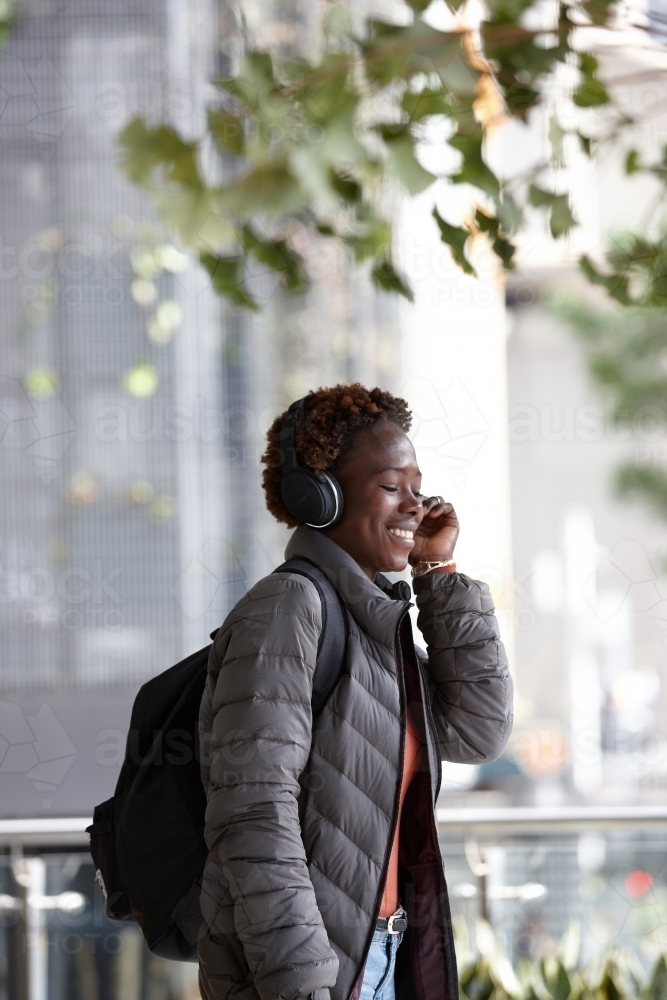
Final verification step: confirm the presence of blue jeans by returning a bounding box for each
[358,927,404,1000]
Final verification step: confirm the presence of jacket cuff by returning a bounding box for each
[411,569,462,595]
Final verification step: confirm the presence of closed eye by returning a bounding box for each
[382,486,424,497]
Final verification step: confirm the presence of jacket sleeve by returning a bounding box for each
[200,573,339,1000]
[412,570,513,764]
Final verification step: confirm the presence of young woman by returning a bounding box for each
[198,384,513,1000]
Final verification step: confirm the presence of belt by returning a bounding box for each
[375,909,407,934]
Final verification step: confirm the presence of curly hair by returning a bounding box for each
[261,383,413,527]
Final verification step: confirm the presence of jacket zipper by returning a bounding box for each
[416,658,442,803]
[407,627,457,1000]
[425,785,460,1000]
[347,607,409,1000]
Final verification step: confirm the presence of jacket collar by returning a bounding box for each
[284,524,411,650]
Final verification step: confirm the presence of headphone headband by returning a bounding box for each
[279,397,306,475]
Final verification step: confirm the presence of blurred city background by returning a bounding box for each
[2,0,667,997]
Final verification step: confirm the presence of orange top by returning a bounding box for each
[379,709,423,916]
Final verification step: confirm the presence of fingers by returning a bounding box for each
[424,495,453,511]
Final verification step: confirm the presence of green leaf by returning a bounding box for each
[378,126,436,194]
[574,77,610,107]
[432,206,475,275]
[549,118,565,168]
[240,228,308,292]
[574,52,610,107]
[118,117,200,188]
[485,0,534,23]
[579,254,631,305]
[550,194,576,237]
[221,51,276,110]
[625,149,640,174]
[528,185,553,209]
[579,133,593,156]
[643,953,667,1000]
[207,108,244,156]
[329,170,362,204]
[220,163,309,219]
[504,83,541,119]
[402,88,453,121]
[496,193,523,233]
[371,260,414,301]
[580,0,617,25]
[493,233,516,268]
[151,187,233,253]
[449,132,500,197]
[529,185,576,238]
[475,208,498,237]
[475,209,516,269]
[483,22,567,77]
[364,21,477,92]
[200,253,259,311]
[403,0,433,11]
[436,50,480,94]
[300,54,357,124]
[549,960,573,1000]
[346,218,392,262]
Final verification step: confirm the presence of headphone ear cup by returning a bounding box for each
[281,469,343,528]
[326,472,344,527]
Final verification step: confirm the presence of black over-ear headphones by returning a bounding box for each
[279,397,344,528]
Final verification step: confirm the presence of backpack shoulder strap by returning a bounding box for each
[273,556,346,717]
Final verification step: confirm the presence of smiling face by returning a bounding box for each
[321,420,425,581]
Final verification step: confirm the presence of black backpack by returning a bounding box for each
[87,557,346,962]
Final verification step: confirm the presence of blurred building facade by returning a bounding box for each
[500,21,667,806]
[0,0,406,824]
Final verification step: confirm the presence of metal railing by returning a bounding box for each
[436,803,667,832]
[2,804,662,847]
[2,807,667,999]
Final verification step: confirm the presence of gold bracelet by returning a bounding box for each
[411,559,456,578]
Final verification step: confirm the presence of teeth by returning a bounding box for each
[388,528,414,539]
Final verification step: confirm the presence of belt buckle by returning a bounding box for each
[386,909,407,934]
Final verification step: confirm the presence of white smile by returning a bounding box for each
[387,527,414,541]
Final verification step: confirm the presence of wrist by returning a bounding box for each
[411,559,457,578]
[408,554,455,566]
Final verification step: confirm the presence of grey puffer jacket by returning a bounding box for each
[198,525,513,1000]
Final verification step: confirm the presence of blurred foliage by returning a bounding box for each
[455,917,667,1000]
[581,208,667,311]
[0,0,14,49]
[551,293,667,519]
[578,124,667,312]
[117,0,630,310]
